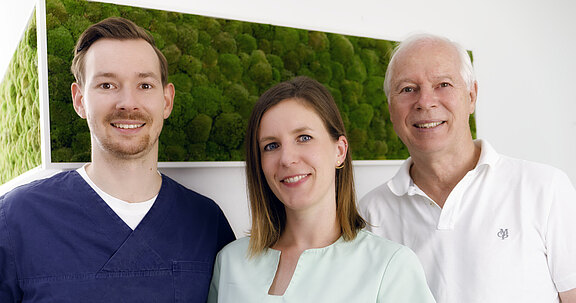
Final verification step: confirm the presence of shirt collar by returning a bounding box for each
[475,139,499,168]
[387,139,500,196]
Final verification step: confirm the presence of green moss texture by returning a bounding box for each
[47,0,475,162]
[0,11,40,185]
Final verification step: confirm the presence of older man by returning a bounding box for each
[0,17,235,302]
[359,33,576,303]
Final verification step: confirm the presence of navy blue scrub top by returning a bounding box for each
[0,171,235,302]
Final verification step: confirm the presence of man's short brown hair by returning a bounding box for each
[70,17,168,87]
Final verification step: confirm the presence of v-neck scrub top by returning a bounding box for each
[208,230,435,302]
[0,171,235,302]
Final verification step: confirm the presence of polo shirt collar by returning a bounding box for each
[475,139,499,168]
[387,158,414,196]
[387,139,500,196]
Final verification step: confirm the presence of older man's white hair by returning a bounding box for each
[383,33,476,100]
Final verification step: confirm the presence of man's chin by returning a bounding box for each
[110,148,149,159]
[98,137,155,160]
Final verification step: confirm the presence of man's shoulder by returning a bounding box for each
[0,171,80,221]
[1,171,77,205]
[159,174,222,211]
[359,180,397,207]
[161,174,207,197]
[495,154,568,182]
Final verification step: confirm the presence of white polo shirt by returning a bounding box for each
[359,140,576,303]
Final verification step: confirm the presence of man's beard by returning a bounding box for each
[91,111,159,159]
[98,133,155,159]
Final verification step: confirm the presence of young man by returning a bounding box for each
[359,33,576,303]
[0,17,235,302]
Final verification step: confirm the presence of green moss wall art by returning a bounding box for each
[0,11,40,184]
[46,0,476,163]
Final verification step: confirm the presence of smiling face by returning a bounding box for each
[387,40,477,156]
[71,39,174,160]
[258,98,347,214]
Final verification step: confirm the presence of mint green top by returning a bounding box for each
[208,230,435,302]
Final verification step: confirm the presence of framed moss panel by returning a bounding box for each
[42,0,476,165]
[0,10,40,185]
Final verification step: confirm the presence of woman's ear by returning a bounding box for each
[335,135,348,167]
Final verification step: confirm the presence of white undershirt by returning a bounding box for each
[77,165,157,230]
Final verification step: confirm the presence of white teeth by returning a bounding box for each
[113,123,144,129]
[416,121,443,128]
[283,174,307,184]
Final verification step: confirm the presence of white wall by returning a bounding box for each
[2,0,575,236]
[160,162,401,236]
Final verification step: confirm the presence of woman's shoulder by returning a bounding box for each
[219,236,250,255]
[215,236,280,273]
[352,230,423,271]
[356,229,403,247]
[215,237,252,268]
[353,229,412,257]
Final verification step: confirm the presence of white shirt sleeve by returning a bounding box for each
[545,170,576,292]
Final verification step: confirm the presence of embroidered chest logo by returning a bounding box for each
[497,228,509,240]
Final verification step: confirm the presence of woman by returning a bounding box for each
[208,76,435,302]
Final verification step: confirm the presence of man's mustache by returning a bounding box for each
[105,111,151,124]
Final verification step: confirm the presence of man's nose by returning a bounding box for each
[116,88,140,111]
[415,87,438,110]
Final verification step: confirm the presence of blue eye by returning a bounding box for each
[263,142,279,151]
[299,135,312,142]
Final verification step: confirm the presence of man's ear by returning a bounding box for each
[163,83,175,119]
[71,82,86,119]
[468,81,478,114]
